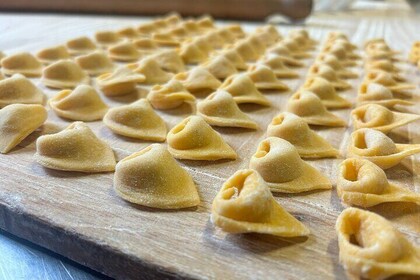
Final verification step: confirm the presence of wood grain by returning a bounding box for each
[0,11,419,280]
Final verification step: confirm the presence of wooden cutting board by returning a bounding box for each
[0,10,419,280]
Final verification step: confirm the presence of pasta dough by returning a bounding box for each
[114,144,200,209]
[301,77,352,109]
[351,104,420,133]
[147,79,195,109]
[308,64,351,91]
[97,66,145,96]
[336,207,420,279]
[1,52,43,77]
[66,36,96,55]
[233,39,260,62]
[36,45,71,64]
[365,59,401,73]
[150,50,185,73]
[337,158,420,207]
[246,65,289,91]
[173,67,221,93]
[364,70,415,93]
[127,57,173,85]
[49,85,108,121]
[197,90,258,129]
[259,55,300,78]
[267,112,339,158]
[315,54,358,79]
[217,49,248,70]
[35,122,116,172]
[357,82,413,108]
[117,27,139,39]
[108,41,141,62]
[347,128,420,169]
[220,74,271,106]
[286,91,347,127]
[167,115,237,160]
[42,60,89,89]
[0,104,47,153]
[211,169,310,236]
[201,55,238,80]
[94,30,122,47]
[0,74,44,107]
[75,51,114,76]
[103,99,166,141]
[179,42,207,64]
[249,137,332,193]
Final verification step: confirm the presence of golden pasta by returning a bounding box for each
[94,30,122,48]
[42,60,89,89]
[127,57,173,85]
[150,50,185,73]
[259,55,301,78]
[201,55,238,80]
[357,82,413,108]
[36,45,71,64]
[1,52,43,77]
[96,66,145,96]
[308,63,351,91]
[147,79,195,109]
[173,67,221,93]
[75,51,114,76]
[364,70,415,94]
[66,36,97,55]
[246,64,289,91]
[108,41,141,62]
[0,74,45,107]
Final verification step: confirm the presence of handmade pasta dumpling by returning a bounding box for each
[274,40,312,59]
[232,39,260,62]
[0,74,44,107]
[365,59,401,73]
[267,112,339,158]
[75,51,114,76]
[245,35,266,55]
[286,91,347,127]
[108,41,141,62]
[150,50,185,73]
[117,27,139,39]
[218,49,248,70]
[127,58,173,85]
[42,60,89,89]
[301,77,351,109]
[220,74,271,106]
[0,104,47,153]
[36,45,71,64]
[66,36,96,55]
[97,66,145,96]
[132,38,158,53]
[266,46,307,66]
[211,169,310,236]
[259,55,300,78]
[201,55,238,80]
[315,53,358,79]
[167,115,237,160]
[308,64,351,91]
[152,32,181,47]
[249,137,332,193]
[114,144,200,209]
[49,85,108,121]
[35,122,116,172]
[246,65,289,91]
[336,207,420,279]
[147,79,195,110]
[103,99,166,141]
[173,67,221,93]
[338,158,420,207]
[203,30,225,49]
[1,52,43,77]
[255,25,282,46]
[94,30,122,47]
[347,128,420,169]
[197,90,257,129]
[364,70,415,93]
[357,82,413,108]
[351,104,420,133]
[179,42,207,64]
[187,36,213,55]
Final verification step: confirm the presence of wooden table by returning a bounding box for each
[1,6,420,279]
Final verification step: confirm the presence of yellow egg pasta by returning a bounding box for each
[0,74,44,107]
[75,51,115,76]
[42,60,89,89]
[147,79,195,109]
[36,45,71,64]
[1,52,43,77]
[97,66,145,96]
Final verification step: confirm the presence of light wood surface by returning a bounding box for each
[0,10,419,280]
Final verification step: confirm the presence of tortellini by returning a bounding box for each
[336,207,420,279]
[301,77,351,109]
[286,91,347,127]
[337,158,420,207]
[357,82,413,108]
[201,55,238,80]
[265,49,305,68]
[94,30,122,47]
[97,67,145,96]
[75,51,114,76]
[211,169,310,236]
[0,104,47,153]
[220,74,271,106]
[258,55,300,78]
[179,42,207,64]
[364,70,414,94]
[36,45,71,64]
[246,65,289,91]
[232,39,260,62]
[347,128,420,169]
[308,63,351,91]
[42,60,90,89]
[173,67,221,93]
[218,49,248,70]
[114,144,200,209]
[267,112,339,158]
[0,74,44,107]
[1,52,43,77]
[315,53,358,79]
[35,122,116,172]
[127,57,173,85]
[275,40,312,59]
[197,90,258,129]
[150,50,185,73]
[351,104,420,133]
[66,36,97,55]
[103,99,166,141]
[108,41,141,62]
[147,79,195,110]
[249,137,332,193]
[167,115,237,161]
[49,85,108,121]
[365,59,400,73]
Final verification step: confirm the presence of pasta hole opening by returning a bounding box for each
[255,141,271,158]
